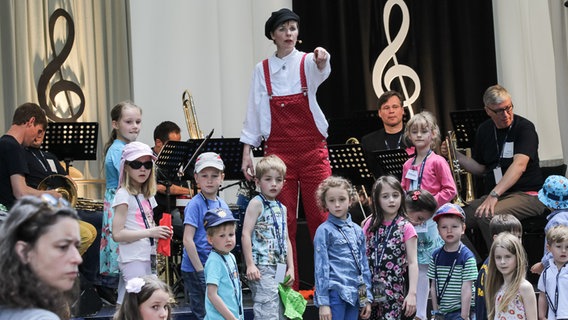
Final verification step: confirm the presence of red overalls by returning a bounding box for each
[263,54,332,289]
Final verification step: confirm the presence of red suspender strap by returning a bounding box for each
[300,53,308,94]
[263,53,309,97]
[262,59,272,98]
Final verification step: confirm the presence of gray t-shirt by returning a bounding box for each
[0,307,60,320]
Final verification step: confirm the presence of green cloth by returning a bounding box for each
[278,284,307,320]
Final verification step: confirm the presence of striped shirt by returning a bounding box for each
[427,244,478,313]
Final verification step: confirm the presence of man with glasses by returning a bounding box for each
[442,84,546,254]
[361,90,413,179]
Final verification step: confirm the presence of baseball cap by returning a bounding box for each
[432,203,466,222]
[194,152,224,173]
[203,208,238,230]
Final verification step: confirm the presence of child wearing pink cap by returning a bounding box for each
[112,141,173,304]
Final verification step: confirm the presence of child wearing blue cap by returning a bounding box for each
[203,207,243,320]
[530,175,568,274]
[428,203,478,320]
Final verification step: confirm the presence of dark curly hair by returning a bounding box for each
[0,196,80,319]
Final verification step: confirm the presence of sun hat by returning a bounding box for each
[194,152,224,173]
[118,141,157,184]
[432,203,466,222]
[265,8,300,40]
[203,208,238,230]
[538,175,568,210]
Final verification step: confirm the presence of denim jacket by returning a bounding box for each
[314,213,373,307]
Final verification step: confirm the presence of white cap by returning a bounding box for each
[194,152,224,173]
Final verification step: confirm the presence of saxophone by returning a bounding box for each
[182,90,203,139]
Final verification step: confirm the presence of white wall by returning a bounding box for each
[129,0,290,145]
[129,0,291,200]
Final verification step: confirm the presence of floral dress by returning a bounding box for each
[365,216,412,320]
[494,286,526,319]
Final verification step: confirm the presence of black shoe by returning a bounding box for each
[95,285,117,305]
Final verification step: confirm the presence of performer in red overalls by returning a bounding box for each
[240,8,332,290]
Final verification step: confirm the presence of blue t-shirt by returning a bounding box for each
[104,139,126,189]
[204,251,243,319]
[181,194,230,272]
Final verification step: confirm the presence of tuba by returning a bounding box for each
[446,131,475,206]
[182,90,203,139]
[38,174,78,207]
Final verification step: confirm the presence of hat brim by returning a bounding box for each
[538,189,568,210]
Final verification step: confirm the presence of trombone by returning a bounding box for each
[445,131,475,206]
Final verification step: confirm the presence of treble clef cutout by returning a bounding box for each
[372,0,420,117]
[37,8,85,122]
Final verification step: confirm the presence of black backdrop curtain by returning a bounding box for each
[292,0,497,139]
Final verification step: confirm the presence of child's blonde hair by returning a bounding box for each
[254,154,286,180]
[122,163,157,199]
[369,175,407,232]
[489,214,523,238]
[546,224,568,245]
[315,176,355,210]
[485,232,527,320]
[114,275,173,320]
[404,111,441,151]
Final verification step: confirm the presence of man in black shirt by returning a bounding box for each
[0,103,60,214]
[152,121,191,237]
[360,90,413,179]
[443,85,546,251]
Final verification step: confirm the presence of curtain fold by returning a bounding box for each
[0,0,131,187]
[293,0,497,136]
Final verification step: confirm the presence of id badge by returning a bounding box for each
[275,263,287,283]
[150,254,157,274]
[358,283,368,305]
[502,142,514,158]
[493,166,503,184]
[405,169,418,181]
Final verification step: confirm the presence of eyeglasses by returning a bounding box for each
[41,193,70,208]
[128,160,153,170]
[487,104,513,115]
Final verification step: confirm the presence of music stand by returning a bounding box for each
[373,149,410,181]
[449,109,489,149]
[41,122,99,175]
[328,144,375,188]
[180,138,245,181]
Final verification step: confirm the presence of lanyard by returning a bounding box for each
[384,133,403,150]
[199,192,219,210]
[493,120,513,167]
[29,148,49,172]
[411,149,432,189]
[544,263,565,315]
[336,223,364,282]
[434,244,462,303]
[258,194,286,256]
[374,216,399,268]
[214,250,243,316]
[134,195,154,246]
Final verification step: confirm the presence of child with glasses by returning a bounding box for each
[112,141,172,305]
